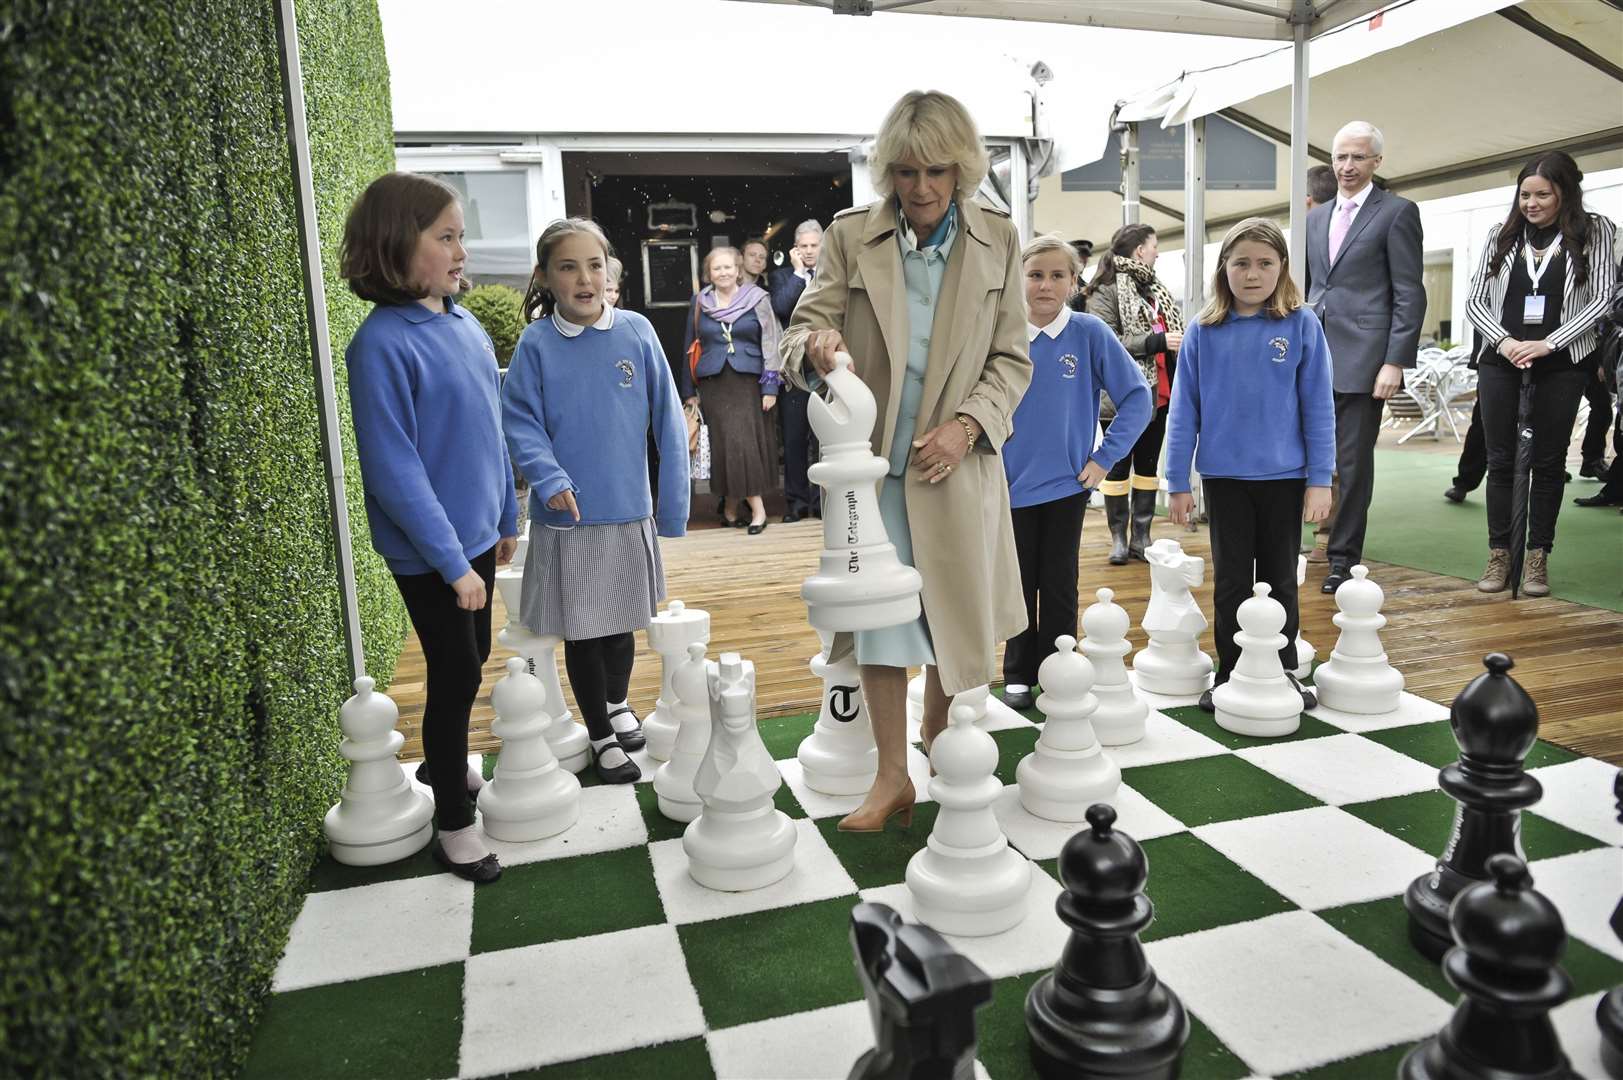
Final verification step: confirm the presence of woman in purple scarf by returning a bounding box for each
[679,246,784,533]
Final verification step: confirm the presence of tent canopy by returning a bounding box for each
[1114,0,1623,239]
[729,0,1391,41]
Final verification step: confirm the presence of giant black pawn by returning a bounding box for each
[1401,854,1577,1079]
[1025,803,1189,1080]
[1595,769,1623,1078]
[847,901,993,1080]
[1406,653,1545,962]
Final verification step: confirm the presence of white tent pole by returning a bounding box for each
[274,0,366,681]
[1120,122,1141,227]
[1009,143,1032,243]
[1288,16,1311,288]
[1183,116,1206,319]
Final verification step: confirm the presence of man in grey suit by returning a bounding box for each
[1305,120,1426,593]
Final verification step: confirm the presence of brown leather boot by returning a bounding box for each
[1521,549,1550,598]
[1476,548,1510,593]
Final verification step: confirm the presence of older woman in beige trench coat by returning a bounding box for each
[781,90,1032,833]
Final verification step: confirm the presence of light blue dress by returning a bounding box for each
[854,202,959,669]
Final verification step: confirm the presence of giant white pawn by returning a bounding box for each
[1017,637,1121,822]
[796,632,877,795]
[906,670,926,727]
[1080,588,1148,746]
[324,676,434,866]
[1314,565,1405,715]
[478,658,581,842]
[684,654,797,891]
[906,704,1031,936]
[653,642,712,822]
[1293,555,1316,679]
[1213,583,1302,737]
[494,570,591,774]
[643,600,711,762]
[1133,539,1214,697]
[803,353,924,632]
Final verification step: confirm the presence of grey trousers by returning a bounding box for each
[1328,391,1386,570]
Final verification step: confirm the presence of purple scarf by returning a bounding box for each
[700,282,767,324]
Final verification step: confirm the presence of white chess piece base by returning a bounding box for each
[1017,751,1121,823]
[479,786,581,843]
[1131,641,1214,697]
[324,795,433,867]
[1213,681,1302,737]
[1314,655,1403,715]
[906,842,1031,937]
[683,805,797,891]
[1089,687,1147,747]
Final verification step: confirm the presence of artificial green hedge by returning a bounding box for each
[461,283,526,365]
[0,2,407,1074]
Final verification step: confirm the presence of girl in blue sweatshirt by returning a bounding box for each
[1165,216,1335,713]
[504,219,690,784]
[1001,234,1152,709]
[342,172,518,883]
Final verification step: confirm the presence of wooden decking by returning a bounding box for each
[389,515,1623,767]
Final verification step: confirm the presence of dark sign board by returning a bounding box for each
[642,240,699,308]
[1062,115,1276,192]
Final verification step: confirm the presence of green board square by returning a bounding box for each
[677,896,863,1029]
[1163,705,1340,751]
[991,726,1042,786]
[636,782,691,844]
[1138,832,1297,942]
[306,839,444,894]
[498,1037,716,1079]
[1279,1039,1419,1079]
[241,964,463,1080]
[1315,896,1454,1002]
[1343,790,1605,864]
[1365,721,1580,770]
[759,712,817,761]
[1123,755,1322,827]
[774,782,808,820]
[470,846,663,954]
[816,802,941,889]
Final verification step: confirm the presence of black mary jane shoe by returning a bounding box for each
[748,520,769,535]
[607,706,645,751]
[1321,567,1349,595]
[433,844,502,884]
[415,761,483,796]
[1002,687,1035,711]
[594,746,642,785]
[1198,688,1216,713]
[1286,673,1318,711]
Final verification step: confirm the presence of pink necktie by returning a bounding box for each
[1328,201,1357,263]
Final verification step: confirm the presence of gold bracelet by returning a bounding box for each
[956,414,978,450]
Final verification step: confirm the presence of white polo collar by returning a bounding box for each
[1026,306,1070,343]
[551,303,615,337]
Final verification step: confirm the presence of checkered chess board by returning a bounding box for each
[245,677,1621,1080]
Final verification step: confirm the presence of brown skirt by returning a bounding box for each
[699,366,776,498]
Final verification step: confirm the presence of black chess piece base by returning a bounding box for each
[1026,966,1187,1080]
[1599,988,1623,1080]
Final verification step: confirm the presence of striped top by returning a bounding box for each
[1465,213,1617,363]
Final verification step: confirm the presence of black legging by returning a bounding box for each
[1479,358,1590,551]
[1105,404,1169,482]
[563,632,637,741]
[393,545,497,832]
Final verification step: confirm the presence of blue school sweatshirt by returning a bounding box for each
[1163,305,1336,493]
[345,300,519,583]
[1003,311,1154,508]
[502,306,691,537]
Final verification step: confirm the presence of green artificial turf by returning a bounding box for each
[1136,833,1297,943]
[1361,448,1623,612]
[470,847,664,954]
[1164,705,1342,751]
[815,803,941,889]
[1123,756,1323,827]
[1342,790,1605,863]
[499,1038,716,1079]
[1364,721,1581,770]
[241,964,464,1080]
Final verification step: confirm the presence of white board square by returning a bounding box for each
[1144,910,1451,1075]
[1235,733,1441,805]
[649,818,858,925]
[1528,756,1623,845]
[1308,690,1448,734]
[777,747,934,822]
[859,864,1066,980]
[1528,847,1623,960]
[1194,805,1435,910]
[1105,708,1231,768]
[459,924,704,1076]
[479,782,647,867]
[273,875,472,992]
[994,783,1185,862]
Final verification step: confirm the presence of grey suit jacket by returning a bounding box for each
[1304,185,1426,394]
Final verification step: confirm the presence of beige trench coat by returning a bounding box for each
[780,197,1033,695]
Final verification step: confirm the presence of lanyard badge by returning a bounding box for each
[1522,234,1560,326]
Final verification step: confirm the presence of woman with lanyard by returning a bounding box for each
[1082,224,1183,564]
[678,246,783,534]
[1464,150,1616,597]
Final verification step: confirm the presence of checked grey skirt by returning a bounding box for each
[518,517,666,641]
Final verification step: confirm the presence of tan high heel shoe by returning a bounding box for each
[837,780,916,833]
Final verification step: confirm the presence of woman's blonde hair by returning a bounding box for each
[1198,216,1304,325]
[1021,233,1084,281]
[870,90,989,199]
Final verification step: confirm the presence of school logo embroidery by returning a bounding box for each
[1058,353,1078,379]
[1269,337,1290,363]
[615,358,635,387]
